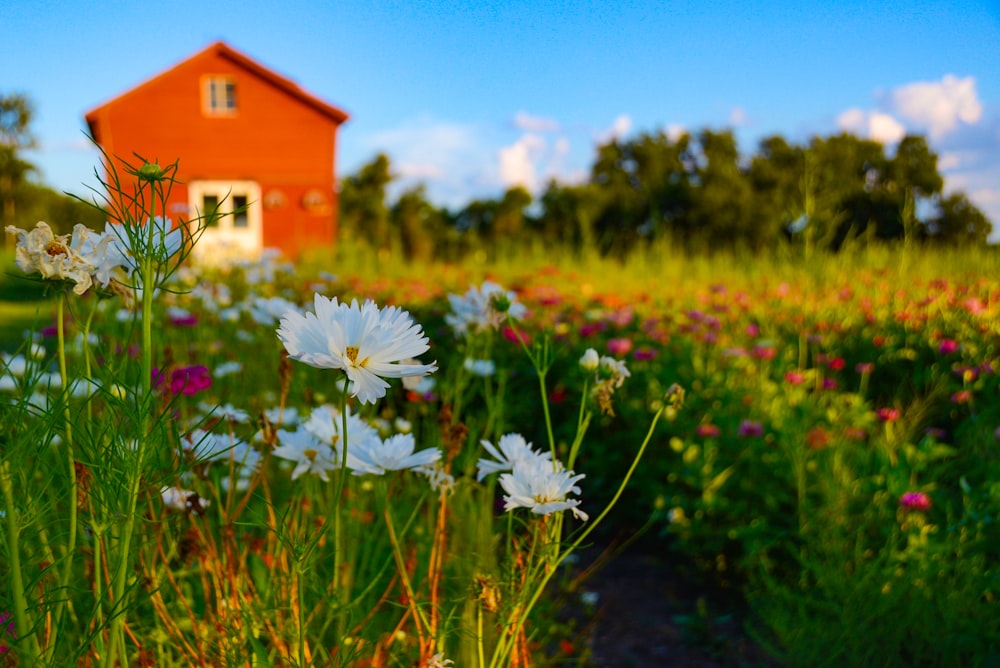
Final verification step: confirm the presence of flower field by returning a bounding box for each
[1,164,999,666]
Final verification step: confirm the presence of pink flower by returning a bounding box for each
[937,338,959,355]
[607,337,633,357]
[899,492,931,512]
[784,371,805,385]
[827,357,845,371]
[751,345,776,360]
[856,362,875,374]
[169,365,212,396]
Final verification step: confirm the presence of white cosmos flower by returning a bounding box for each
[476,432,552,482]
[499,458,588,521]
[277,294,438,404]
[6,221,127,294]
[105,217,183,270]
[161,486,206,512]
[445,281,527,336]
[579,348,600,371]
[348,432,442,476]
[248,295,301,325]
[272,429,339,481]
[302,405,382,465]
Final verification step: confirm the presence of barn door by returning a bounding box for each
[188,180,262,262]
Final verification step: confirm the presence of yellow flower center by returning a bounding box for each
[46,241,68,256]
[345,346,368,367]
[303,448,318,462]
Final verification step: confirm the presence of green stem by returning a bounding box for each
[105,195,159,668]
[53,290,78,656]
[296,566,307,667]
[1,460,41,665]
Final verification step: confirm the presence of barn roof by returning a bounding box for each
[84,41,349,137]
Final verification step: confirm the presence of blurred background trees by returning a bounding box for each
[341,122,991,261]
[1,92,104,240]
[2,92,992,260]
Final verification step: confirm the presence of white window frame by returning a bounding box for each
[202,75,237,116]
[189,180,262,261]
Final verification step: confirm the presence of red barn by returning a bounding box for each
[84,41,349,261]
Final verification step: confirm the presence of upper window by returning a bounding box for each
[202,76,237,116]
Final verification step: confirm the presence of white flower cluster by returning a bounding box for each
[579,347,631,387]
[6,218,185,295]
[445,281,526,336]
[6,221,125,295]
[477,433,588,522]
[271,405,447,486]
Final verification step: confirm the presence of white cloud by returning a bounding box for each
[394,162,444,180]
[596,114,632,144]
[889,75,983,139]
[728,106,748,126]
[513,111,560,133]
[836,108,907,144]
[499,133,547,191]
[666,124,688,141]
[937,152,961,171]
[364,117,498,207]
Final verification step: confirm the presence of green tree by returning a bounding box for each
[930,193,991,245]
[492,186,532,242]
[391,185,443,261]
[537,180,603,252]
[339,153,392,249]
[747,135,805,249]
[688,129,755,250]
[0,93,37,227]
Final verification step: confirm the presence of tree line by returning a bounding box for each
[340,128,992,261]
[1,92,991,261]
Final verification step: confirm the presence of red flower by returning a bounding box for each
[806,427,831,450]
[695,424,720,438]
[876,407,900,422]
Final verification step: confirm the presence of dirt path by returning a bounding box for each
[572,536,779,667]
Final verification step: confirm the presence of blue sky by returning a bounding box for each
[4,0,999,228]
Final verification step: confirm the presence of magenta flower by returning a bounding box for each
[738,420,764,438]
[169,365,212,396]
[0,610,14,654]
[899,492,931,512]
[937,338,959,355]
[633,347,658,361]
